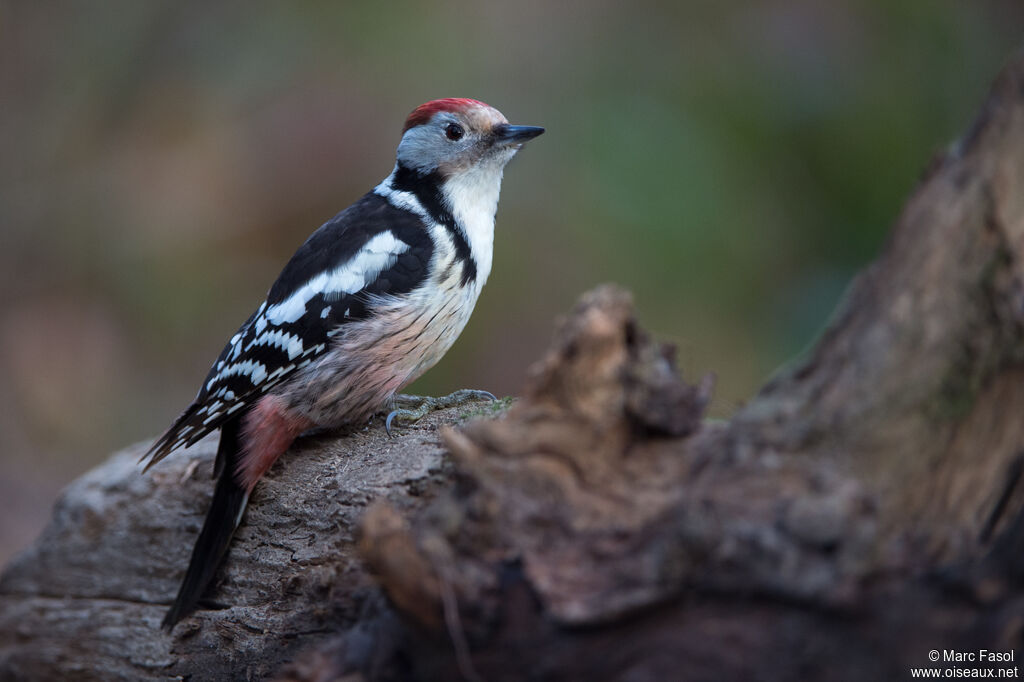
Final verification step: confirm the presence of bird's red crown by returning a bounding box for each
[402,98,489,133]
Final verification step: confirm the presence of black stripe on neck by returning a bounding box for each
[390,163,477,286]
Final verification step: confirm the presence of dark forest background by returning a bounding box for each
[2,0,1022,564]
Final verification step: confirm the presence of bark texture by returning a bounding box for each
[0,407,481,680]
[6,48,1024,682]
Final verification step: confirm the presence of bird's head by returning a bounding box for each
[396,98,544,179]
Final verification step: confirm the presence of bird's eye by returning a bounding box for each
[445,122,464,141]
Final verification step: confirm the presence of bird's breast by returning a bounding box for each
[280,238,484,426]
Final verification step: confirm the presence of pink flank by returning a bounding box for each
[402,98,489,133]
[236,395,313,493]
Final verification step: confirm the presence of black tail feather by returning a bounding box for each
[162,417,249,630]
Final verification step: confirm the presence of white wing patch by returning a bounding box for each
[147,215,427,462]
[198,229,409,410]
[247,328,305,360]
[264,231,411,325]
[207,359,268,391]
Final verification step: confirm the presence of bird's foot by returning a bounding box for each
[385,389,498,437]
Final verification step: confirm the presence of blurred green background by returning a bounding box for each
[2,1,1022,564]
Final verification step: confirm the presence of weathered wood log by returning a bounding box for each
[5,46,1024,682]
[0,405,498,680]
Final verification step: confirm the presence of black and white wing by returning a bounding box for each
[142,192,434,469]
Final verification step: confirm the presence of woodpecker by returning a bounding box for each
[141,98,543,629]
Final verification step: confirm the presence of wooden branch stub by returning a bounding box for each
[360,285,715,631]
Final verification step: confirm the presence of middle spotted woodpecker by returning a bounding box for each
[141,98,544,629]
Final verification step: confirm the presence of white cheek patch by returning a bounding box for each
[395,122,460,174]
[442,164,502,285]
[264,231,411,325]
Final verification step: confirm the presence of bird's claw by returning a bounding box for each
[384,409,405,438]
[383,389,498,437]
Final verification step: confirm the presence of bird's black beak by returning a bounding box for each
[493,124,545,145]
